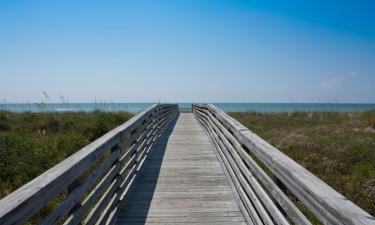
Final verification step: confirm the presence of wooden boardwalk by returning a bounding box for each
[1,104,373,225]
[116,113,246,225]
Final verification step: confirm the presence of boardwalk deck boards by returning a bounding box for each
[1,104,374,225]
[116,113,246,225]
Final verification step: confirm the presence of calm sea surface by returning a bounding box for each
[1,103,374,113]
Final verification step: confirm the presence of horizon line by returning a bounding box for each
[1,102,375,104]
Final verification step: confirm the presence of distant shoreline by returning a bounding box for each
[1,103,375,113]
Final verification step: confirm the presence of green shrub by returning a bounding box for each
[0,110,132,198]
[230,110,375,217]
[0,111,10,131]
[361,110,375,128]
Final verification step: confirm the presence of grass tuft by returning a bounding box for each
[0,110,132,198]
[229,110,375,217]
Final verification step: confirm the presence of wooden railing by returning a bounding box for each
[192,104,375,225]
[0,104,178,225]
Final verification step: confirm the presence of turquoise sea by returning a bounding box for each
[1,103,374,113]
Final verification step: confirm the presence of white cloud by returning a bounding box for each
[321,77,344,88]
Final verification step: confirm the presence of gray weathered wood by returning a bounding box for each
[115,113,247,225]
[195,106,312,225]
[197,110,290,225]
[2,102,373,225]
[0,104,178,225]
[40,147,122,225]
[193,104,375,225]
[84,109,177,225]
[97,110,178,225]
[195,114,263,225]
[65,108,177,225]
[196,115,254,225]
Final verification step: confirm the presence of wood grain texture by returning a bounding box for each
[193,104,375,225]
[3,103,373,225]
[115,113,246,225]
[0,104,178,225]
[194,106,311,225]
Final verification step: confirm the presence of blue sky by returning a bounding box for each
[0,0,374,103]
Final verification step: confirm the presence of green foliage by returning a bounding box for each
[0,110,132,198]
[0,112,10,131]
[361,109,375,129]
[230,110,375,217]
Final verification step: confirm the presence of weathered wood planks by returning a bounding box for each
[193,104,375,225]
[115,113,246,225]
[0,104,178,225]
[1,103,374,225]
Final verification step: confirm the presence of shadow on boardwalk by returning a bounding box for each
[116,115,179,224]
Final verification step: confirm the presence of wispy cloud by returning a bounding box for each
[321,77,344,88]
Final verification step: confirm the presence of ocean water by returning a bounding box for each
[1,103,374,113]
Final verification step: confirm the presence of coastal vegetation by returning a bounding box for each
[0,110,132,198]
[230,110,375,217]
[0,109,374,221]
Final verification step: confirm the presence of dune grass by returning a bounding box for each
[1,109,374,222]
[229,110,375,217]
[0,110,132,198]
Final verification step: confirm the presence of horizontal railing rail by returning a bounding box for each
[0,104,178,225]
[192,103,375,225]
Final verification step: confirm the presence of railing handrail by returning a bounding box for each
[0,103,178,225]
[192,103,375,225]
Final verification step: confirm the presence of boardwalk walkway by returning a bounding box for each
[2,104,373,225]
[116,113,246,225]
